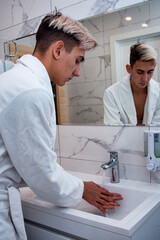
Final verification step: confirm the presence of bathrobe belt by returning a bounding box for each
[0,187,27,240]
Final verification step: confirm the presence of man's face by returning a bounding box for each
[52,46,85,86]
[126,60,156,89]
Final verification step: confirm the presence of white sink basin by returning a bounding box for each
[74,184,150,220]
[20,171,160,240]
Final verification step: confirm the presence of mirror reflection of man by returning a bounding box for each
[103,43,160,126]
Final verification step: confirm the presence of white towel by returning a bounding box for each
[0,60,4,74]
[0,60,14,74]
[5,60,15,71]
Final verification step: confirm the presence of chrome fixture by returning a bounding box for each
[101,151,120,183]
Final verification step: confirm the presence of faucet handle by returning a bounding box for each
[108,151,118,159]
[108,151,118,155]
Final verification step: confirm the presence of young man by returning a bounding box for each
[103,43,160,126]
[0,11,122,240]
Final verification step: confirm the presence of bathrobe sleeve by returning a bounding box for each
[0,88,83,207]
[103,88,124,125]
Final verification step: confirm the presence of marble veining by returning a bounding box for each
[121,164,127,179]
[66,127,144,159]
[67,105,103,124]
[101,55,111,68]
[58,125,151,182]
[87,19,102,32]
[69,88,102,104]
[75,106,103,122]
[90,0,119,16]
[11,0,29,24]
[18,17,41,38]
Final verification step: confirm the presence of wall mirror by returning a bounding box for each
[3,0,160,126]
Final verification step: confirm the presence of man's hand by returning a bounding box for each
[83,181,123,213]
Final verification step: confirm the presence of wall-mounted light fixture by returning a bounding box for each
[125,16,132,21]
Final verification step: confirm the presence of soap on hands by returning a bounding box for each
[82,181,123,213]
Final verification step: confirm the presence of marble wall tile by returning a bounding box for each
[121,4,149,26]
[87,0,144,19]
[105,64,111,82]
[59,0,145,20]
[103,28,122,45]
[66,81,105,106]
[149,17,160,28]
[0,16,42,59]
[70,55,105,84]
[61,157,104,175]
[60,0,93,20]
[149,0,160,20]
[81,15,103,34]
[114,126,148,166]
[79,57,106,82]
[51,0,86,11]
[66,105,104,124]
[59,125,148,163]
[59,125,150,182]
[61,157,150,183]
[59,125,123,161]
[151,171,160,184]
[103,10,123,31]
[115,0,146,10]
[119,164,150,182]
[85,32,104,59]
[0,0,51,31]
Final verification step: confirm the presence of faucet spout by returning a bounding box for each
[101,151,120,183]
[101,159,116,169]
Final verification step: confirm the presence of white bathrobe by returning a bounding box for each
[103,75,160,125]
[0,55,83,240]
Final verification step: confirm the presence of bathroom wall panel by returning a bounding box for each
[0,0,51,31]
[58,125,150,182]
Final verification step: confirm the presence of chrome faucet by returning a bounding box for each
[101,151,120,183]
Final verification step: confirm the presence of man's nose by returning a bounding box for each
[142,73,148,81]
[73,65,80,77]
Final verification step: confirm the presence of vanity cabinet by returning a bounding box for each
[23,205,160,240]
[25,222,75,240]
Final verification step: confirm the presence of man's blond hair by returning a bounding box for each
[34,10,97,54]
[130,42,157,67]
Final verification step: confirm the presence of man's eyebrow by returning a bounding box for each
[136,69,144,72]
[136,68,155,72]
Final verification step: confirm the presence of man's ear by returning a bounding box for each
[52,40,65,59]
[126,64,132,74]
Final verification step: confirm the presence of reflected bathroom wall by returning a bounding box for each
[65,0,160,125]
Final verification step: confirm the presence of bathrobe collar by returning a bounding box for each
[118,75,137,124]
[118,76,159,125]
[16,54,52,94]
[143,78,160,124]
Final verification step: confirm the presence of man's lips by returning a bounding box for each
[139,81,148,86]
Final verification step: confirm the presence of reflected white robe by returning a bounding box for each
[103,76,160,125]
[0,55,83,240]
